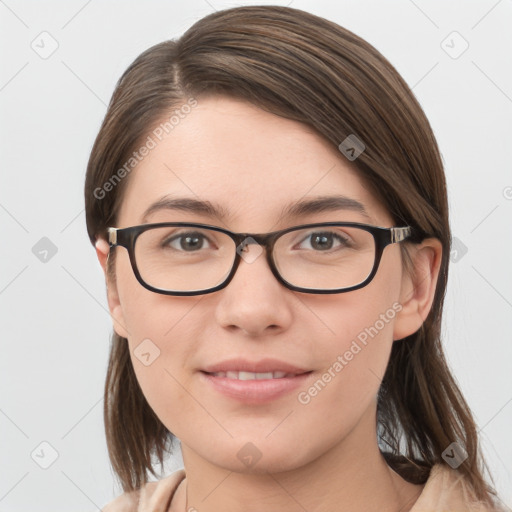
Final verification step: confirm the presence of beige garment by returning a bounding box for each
[101,464,507,512]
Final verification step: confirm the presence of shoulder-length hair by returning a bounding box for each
[85,5,498,504]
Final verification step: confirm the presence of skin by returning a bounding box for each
[96,96,442,512]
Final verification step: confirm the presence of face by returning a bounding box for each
[105,96,415,474]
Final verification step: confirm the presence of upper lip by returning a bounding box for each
[201,358,310,375]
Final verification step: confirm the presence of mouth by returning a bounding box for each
[199,362,314,404]
[201,357,311,376]
[203,370,310,380]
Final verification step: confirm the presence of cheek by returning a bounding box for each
[115,257,204,417]
[115,249,203,341]
[120,295,205,432]
[297,254,403,425]
[299,296,398,411]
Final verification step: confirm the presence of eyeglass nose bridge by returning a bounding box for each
[237,236,256,253]
[224,232,287,292]
[232,231,280,260]
[236,232,272,250]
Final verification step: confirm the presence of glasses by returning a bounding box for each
[107,222,412,296]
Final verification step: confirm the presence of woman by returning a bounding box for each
[85,5,506,511]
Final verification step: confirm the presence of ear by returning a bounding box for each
[393,238,443,341]
[95,238,129,339]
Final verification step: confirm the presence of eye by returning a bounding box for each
[296,231,351,251]
[164,231,214,252]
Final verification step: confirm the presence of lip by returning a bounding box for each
[201,357,310,375]
[199,371,313,404]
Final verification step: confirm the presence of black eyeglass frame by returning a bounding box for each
[107,222,412,296]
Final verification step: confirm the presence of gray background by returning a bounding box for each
[0,0,511,510]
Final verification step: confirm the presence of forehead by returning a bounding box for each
[117,96,391,229]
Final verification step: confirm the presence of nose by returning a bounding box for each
[214,244,293,336]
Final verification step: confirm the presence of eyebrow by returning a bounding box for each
[281,195,371,221]
[141,194,372,224]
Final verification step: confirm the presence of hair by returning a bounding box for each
[84,4,499,505]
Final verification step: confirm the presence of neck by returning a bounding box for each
[179,406,424,512]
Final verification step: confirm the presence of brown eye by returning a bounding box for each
[163,232,213,252]
[296,231,351,251]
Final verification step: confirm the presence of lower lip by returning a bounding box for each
[199,371,314,404]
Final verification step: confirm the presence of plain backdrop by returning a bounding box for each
[0,0,511,510]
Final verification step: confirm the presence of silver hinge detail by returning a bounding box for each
[391,227,411,243]
[108,227,117,246]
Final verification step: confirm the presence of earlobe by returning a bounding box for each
[95,238,130,339]
[393,238,443,341]
[95,238,110,274]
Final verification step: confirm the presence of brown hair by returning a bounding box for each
[85,5,499,504]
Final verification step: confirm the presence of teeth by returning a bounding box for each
[211,370,290,380]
